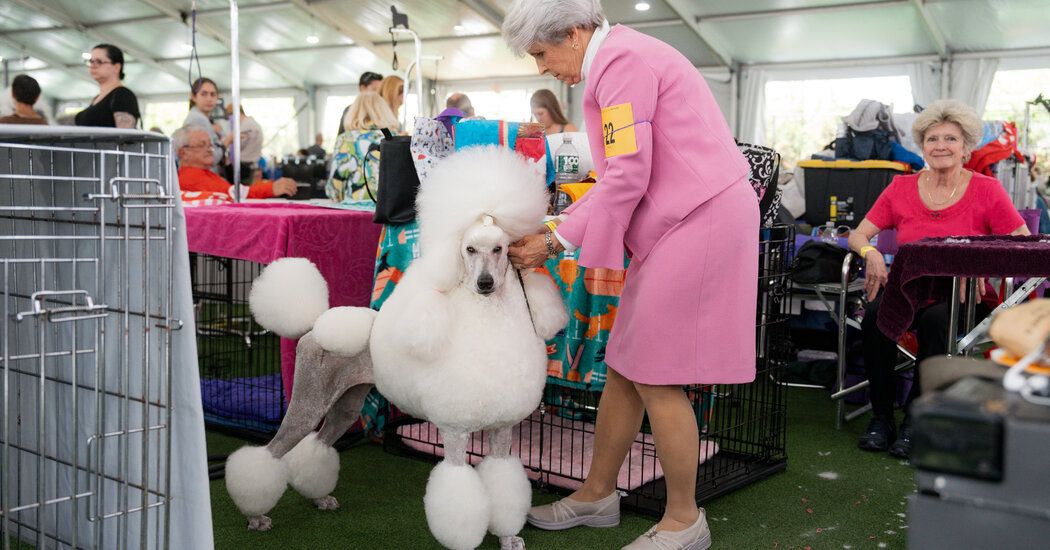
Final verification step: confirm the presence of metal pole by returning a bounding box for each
[946,277,960,356]
[230,0,241,199]
[391,27,423,126]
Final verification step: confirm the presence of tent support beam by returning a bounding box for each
[138,0,306,90]
[10,0,191,86]
[0,34,97,86]
[911,0,948,59]
[460,0,504,29]
[664,0,733,68]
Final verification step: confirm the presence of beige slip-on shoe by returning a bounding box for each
[621,508,711,550]
[525,491,620,530]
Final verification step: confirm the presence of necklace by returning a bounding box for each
[922,171,962,207]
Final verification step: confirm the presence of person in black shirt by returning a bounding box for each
[75,44,140,128]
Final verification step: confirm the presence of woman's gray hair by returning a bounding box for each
[912,99,984,151]
[502,0,605,56]
[171,125,206,151]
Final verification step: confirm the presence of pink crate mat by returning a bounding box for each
[396,410,720,491]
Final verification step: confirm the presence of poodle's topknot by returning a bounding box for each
[415,146,550,291]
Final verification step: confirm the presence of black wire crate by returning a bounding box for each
[190,253,285,439]
[386,226,794,517]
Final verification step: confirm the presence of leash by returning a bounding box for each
[515,268,538,336]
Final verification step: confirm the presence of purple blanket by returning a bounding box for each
[201,373,286,426]
[877,235,1050,342]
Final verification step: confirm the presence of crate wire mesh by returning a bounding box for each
[388,225,794,517]
[191,253,284,439]
[0,130,185,549]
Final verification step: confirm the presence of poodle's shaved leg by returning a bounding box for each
[489,426,513,458]
[441,429,470,466]
[266,390,328,459]
[479,426,530,548]
[317,384,373,446]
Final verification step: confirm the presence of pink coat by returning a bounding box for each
[557,25,759,385]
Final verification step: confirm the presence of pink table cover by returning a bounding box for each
[184,203,383,402]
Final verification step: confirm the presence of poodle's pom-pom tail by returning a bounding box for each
[523,271,569,340]
[225,446,289,517]
[312,307,377,356]
[424,462,490,550]
[477,456,531,537]
[249,257,329,339]
[282,432,340,499]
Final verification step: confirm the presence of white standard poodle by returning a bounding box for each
[370,146,569,550]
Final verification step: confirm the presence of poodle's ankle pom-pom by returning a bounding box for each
[225,446,289,517]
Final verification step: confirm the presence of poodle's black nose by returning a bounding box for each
[477,273,495,294]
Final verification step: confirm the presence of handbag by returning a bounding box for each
[374,128,421,225]
[737,141,782,227]
[789,241,858,285]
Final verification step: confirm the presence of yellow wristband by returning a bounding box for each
[859,245,878,259]
[543,220,559,233]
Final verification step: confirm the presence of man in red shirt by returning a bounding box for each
[175,126,297,201]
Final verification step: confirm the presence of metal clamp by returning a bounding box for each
[15,290,109,323]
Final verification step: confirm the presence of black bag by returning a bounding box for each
[373,129,421,225]
[789,241,857,285]
[834,128,893,161]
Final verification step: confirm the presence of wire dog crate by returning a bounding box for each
[1,129,179,549]
[387,225,794,517]
[190,253,284,439]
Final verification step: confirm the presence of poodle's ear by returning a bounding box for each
[416,241,463,293]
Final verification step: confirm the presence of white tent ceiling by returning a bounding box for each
[1,0,1049,101]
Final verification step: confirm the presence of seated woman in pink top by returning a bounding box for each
[847,99,1029,458]
[503,1,759,548]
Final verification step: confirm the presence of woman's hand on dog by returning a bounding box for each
[510,232,554,269]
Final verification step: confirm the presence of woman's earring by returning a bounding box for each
[573,42,579,50]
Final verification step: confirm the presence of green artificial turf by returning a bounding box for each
[208,387,915,549]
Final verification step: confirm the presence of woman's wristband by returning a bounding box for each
[859,245,879,259]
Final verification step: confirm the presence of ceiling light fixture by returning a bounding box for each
[181,43,194,51]
[453,23,465,32]
[81,52,92,60]
[634,2,650,11]
[306,35,320,44]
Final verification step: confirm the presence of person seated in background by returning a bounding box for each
[530,89,576,133]
[849,99,1030,457]
[306,133,326,158]
[327,93,399,202]
[183,77,231,175]
[173,126,296,203]
[446,92,475,117]
[0,75,46,125]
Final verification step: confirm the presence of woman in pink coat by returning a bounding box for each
[504,1,758,548]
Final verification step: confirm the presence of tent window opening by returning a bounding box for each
[764,75,913,170]
[985,68,1050,174]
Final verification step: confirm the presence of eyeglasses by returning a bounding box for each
[180,143,212,150]
[85,59,112,67]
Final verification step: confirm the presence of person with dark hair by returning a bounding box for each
[446,92,475,117]
[335,72,386,137]
[0,75,46,125]
[74,44,140,128]
[183,77,231,174]
[359,71,383,93]
[531,88,576,133]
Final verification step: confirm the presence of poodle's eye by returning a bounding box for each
[492,246,502,254]
[466,246,477,254]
